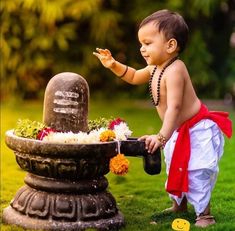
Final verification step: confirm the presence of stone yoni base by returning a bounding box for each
[3,174,124,230]
[3,206,124,231]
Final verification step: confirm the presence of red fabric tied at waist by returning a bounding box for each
[166,103,232,197]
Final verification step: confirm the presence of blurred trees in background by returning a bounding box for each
[1,0,235,101]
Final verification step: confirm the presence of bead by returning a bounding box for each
[149,56,178,106]
[157,132,167,148]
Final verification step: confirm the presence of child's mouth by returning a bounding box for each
[143,56,150,60]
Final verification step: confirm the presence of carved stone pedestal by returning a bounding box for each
[4,174,123,231]
[3,130,124,230]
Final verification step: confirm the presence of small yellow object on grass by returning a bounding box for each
[110,153,129,176]
[172,218,190,231]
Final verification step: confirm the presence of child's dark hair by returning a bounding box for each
[139,9,189,53]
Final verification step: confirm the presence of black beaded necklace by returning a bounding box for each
[149,56,178,106]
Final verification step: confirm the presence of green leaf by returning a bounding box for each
[14,119,46,139]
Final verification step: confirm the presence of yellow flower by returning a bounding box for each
[99,130,116,142]
[110,153,129,175]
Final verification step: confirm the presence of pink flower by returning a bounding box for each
[108,118,125,130]
[37,127,56,140]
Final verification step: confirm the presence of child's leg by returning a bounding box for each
[163,196,188,212]
[186,169,218,227]
[195,202,216,227]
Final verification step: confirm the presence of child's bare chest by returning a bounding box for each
[149,71,167,106]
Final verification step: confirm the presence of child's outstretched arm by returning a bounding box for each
[93,48,150,85]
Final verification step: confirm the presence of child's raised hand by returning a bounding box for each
[93,48,115,69]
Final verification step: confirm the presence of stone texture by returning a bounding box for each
[3,206,124,231]
[43,72,89,133]
[6,130,116,179]
[120,138,161,175]
[3,131,124,230]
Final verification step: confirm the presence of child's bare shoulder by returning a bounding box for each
[170,59,187,72]
[166,59,189,79]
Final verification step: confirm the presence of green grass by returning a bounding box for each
[1,99,235,231]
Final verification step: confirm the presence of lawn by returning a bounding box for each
[1,99,235,231]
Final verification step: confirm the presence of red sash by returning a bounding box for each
[166,103,232,197]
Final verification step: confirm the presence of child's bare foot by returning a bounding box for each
[195,214,216,228]
[162,197,188,213]
[195,202,216,227]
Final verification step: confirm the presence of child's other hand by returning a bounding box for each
[93,48,115,69]
[138,135,161,154]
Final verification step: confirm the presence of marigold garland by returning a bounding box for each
[99,130,116,142]
[110,153,129,175]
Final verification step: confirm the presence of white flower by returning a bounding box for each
[113,122,132,141]
[41,121,133,144]
[43,131,79,144]
[42,127,107,144]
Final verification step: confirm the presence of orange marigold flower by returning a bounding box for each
[100,130,116,142]
[110,153,129,175]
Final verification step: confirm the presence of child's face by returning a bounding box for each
[138,22,168,65]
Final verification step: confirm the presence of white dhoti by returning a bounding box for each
[164,119,225,215]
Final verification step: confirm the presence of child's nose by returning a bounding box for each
[140,45,146,53]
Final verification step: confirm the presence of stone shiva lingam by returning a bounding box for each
[3,72,161,230]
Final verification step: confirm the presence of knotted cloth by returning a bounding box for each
[166,103,232,197]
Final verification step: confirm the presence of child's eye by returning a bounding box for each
[139,42,151,48]
[145,42,151,45]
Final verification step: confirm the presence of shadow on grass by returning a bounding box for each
[151,210,196,226]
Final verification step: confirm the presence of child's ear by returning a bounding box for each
[166,39,178,53]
